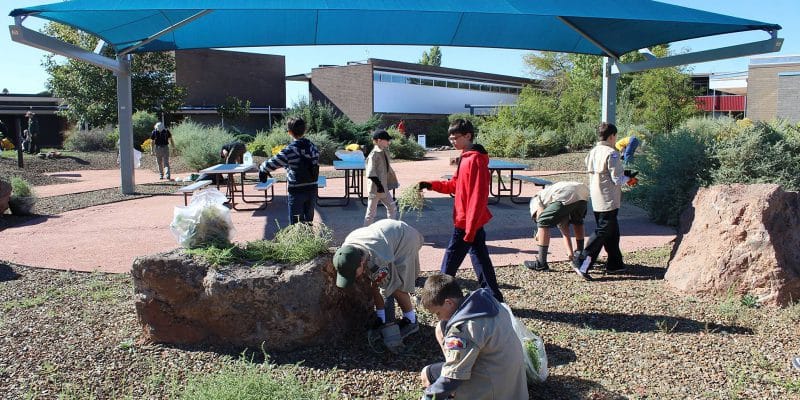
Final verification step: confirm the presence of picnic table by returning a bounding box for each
[198,163,258,208]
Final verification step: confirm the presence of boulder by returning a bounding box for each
[666,184,800,306]
[0,180,10,215]
[131,249,374,350]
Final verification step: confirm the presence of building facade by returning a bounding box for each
[746,55,800,123]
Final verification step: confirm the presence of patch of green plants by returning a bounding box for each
[716,287,750,324]
[170,120,237,170]
[63,126,117,152]
[397,185,426,219]
[10,177,34,198]
[247,126,291,157]
[740,294,759,308]
[178,353,337,400]
[186,223,333,265]
[305,132,341,164]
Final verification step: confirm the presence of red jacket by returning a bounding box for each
[430,145,492,242]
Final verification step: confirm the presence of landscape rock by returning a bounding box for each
[131,249,374,350]
[666,184,800,306]
[0,180,10,214]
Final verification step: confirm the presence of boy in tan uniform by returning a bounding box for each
[573,122,637,280]
[419,274,528,400]
[525,181,589,271]
[364,129,399,226]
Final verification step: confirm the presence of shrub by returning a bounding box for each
[132,111,158,148]
[63,126,116,151]
[171,120,236,170]
[532,129,568,157]
[628,128,716,226]
[563,122,598,150]
[10,177,34,198]
[711,121,800,191]
[248,127,290,157]
[285,100,379,145]
[305,132,340,164]
[234,133,255,144]
[425,117,451,147]
[387,128,425,160]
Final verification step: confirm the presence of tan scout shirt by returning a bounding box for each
[366,147,399,197]
[440,292,528,400]
[342,219,423,296]
[529,181,590,216]
[585,140,625,212]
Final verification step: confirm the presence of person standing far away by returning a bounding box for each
[257,117,320,225]
[364,129,399,226]
[416,118,504,303]
[397,119,408,139]
[573,122,638,280]
[25,111,39,154]
[150,122,175,180]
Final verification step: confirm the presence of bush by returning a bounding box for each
[285,100,379,145]
[711,121,800,191]
[171,120,236,170]
[563,122,598,150]
[132,111,158,148]
[63,126,116,151]
[305,132,340,165]
[532,129,568,157]
[248,127,290,157]
[234,133,256,144]
[10,177,34,198]
[425,117,451,147]
[628,128,716,226]
[387,128,426,160]
[477,126,565,158]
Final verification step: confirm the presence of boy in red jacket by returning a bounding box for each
[418,119,504,303]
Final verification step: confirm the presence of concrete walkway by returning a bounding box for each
[0,150,675,274]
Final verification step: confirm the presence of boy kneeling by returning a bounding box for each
[419,274,527,400]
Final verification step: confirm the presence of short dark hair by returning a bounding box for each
[448,118,475,140]
[420,273,464,309]
[287,117,306,136]
[597,122,617,141]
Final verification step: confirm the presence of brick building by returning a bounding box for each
[747,55,800,123]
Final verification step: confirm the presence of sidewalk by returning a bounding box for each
[0,151,675,274]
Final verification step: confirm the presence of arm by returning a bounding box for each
[608,152,629,186]
[429,177,456,195]
[259,145,293,173]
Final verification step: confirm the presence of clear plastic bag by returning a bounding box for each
[169,188,236,248]
[500,303,548,384]
[243,151,253,166]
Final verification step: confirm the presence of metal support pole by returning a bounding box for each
[116,54,135,194]
[601,57,618,124]
[15,117,23,168]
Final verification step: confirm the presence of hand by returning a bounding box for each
[258,169,269,183]
[626,177,639,187]
[417,181,432,191]
[624,170,638,178]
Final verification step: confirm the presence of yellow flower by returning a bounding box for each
[141,138,153,152]
[736,118,753,128]
[345,143,361,151]
[271,145,286,156]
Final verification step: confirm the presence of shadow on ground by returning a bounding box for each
[0,263,22,281]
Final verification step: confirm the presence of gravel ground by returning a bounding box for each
[2,150,799,399]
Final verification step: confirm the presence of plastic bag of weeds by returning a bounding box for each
[170,188,236,248]
[500,303,548,384]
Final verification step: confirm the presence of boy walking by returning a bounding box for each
[418,119,504,303]
[364,129,399,226]
[333,219,424,353]
[573,122,637,280]
[525,181,589,271]
[150,122,174,180]
[419,273,528,400]
[258,117,320,224]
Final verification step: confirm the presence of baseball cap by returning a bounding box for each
[333,245,363,288]
[372,129,392,141]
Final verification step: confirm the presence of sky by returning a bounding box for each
[1,0,798,106]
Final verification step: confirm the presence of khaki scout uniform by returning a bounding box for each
[341,219,422,296]
[437,289,527,399]
[585,140,625,212]
[364,147,399,225]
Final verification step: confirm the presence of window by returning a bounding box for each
[420,78,433,86]
[447,81,458,88]
[392,75,406,84]
[434,80,446,87]
[458,82,469,89]
[373,72,382,82]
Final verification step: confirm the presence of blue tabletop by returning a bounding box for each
[488,160,527,170]
[199,163,257,174]
[333,160,365,170]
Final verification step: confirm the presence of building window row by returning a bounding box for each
[373,72,522,94]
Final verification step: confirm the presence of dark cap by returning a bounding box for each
[333,245,363,288]
[372,129,392,141]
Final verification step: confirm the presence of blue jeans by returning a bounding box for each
[622,136,641,165]
[287,187,317,224]
[441,227,504,303]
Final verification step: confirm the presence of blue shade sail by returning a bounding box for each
[10,0,780,57]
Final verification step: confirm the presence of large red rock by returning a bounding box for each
[666,184,800,306]
[131,249,374,350]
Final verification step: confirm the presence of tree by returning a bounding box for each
[419,46,442,66]
[41,23,186,127]
[216,96,251,128]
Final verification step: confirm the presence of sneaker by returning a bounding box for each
[573,267,593,281]
[397,317,419,338]
[606,264,628,274]
[573,253,593,281]
[523,260,550,271]
[571,251,584,270]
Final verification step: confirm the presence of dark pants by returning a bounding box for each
[287,187,317,224]
[441,227,504,303]
[583,209,623,270]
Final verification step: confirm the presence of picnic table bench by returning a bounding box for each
[254,176,327,209]
[508,175,553,188]
[176,180,212,206]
